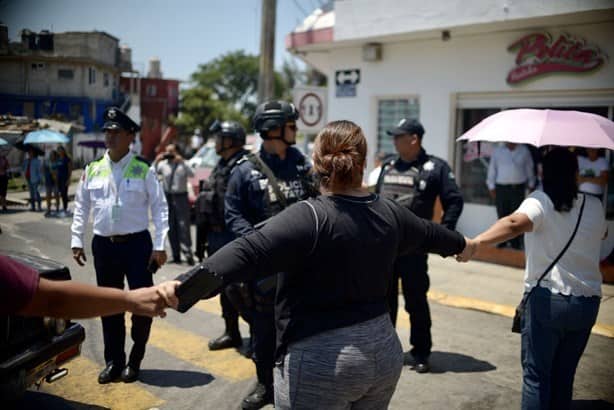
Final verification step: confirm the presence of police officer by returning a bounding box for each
[71,107,169,384]
[225,101,316,409]
[376,118,463,374]
[199,120,250,351]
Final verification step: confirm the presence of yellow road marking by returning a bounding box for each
[427,290,614,338]
[40,356,163,410]
[148,319,254,382]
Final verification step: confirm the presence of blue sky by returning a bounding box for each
[1,0,322,82]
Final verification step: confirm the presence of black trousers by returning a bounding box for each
[495,183,526,249]
[388,253,432,358]
[92,231,153,368]
[250,309,275,388]
[207,230,240,325]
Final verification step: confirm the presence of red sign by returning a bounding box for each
[506,32,607,84]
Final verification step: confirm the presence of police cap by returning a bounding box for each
[102,107,141,134]
[387,118,425,139]
[253,100,298,133]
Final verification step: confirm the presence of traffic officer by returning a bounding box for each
[70,107,169,384]
[225,100,317,409]
[376,118,463,374]
[199,120,250,351]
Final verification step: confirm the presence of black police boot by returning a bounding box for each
[241,382,273,409]
[98,363,124,384]
[412,354,430,374]
[209,318,242,351]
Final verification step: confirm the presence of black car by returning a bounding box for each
[0,252,86,401]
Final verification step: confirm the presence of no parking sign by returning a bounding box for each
[293,86,327,134]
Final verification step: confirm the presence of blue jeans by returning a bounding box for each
[521,286,600,410]
[28,180,41,209]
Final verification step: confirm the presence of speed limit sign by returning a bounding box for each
[293,87,327,133]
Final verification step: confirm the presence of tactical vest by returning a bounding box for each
[246,152,314,220]
[199,150,247,228]
[379,161,421,209]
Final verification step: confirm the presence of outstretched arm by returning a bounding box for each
[19,278,172,318]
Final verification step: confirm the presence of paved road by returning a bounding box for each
[1,208,613,410]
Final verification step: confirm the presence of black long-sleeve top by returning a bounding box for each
[182,193,465,359]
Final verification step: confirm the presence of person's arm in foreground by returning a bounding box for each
[20,278,179,319]
[457,212,533,262]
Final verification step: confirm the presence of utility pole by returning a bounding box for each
[257,0,276,104]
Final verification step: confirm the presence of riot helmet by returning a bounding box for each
[253,100,299,145]
[209,120,246,154]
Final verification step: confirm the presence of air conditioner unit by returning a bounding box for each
[362,43,382,62]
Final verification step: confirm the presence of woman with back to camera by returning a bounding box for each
[458,147,606,410]
[160,120,469,409]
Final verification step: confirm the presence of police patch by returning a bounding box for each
[448,171,456,179]
[423,161,435,171]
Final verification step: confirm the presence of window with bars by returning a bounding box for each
[376,98,420,155]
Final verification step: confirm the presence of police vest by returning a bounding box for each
[199,150,248,228]
[245,152,314,219]
[379,161,421,209]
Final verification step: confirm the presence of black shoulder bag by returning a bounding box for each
[512,194,586,333]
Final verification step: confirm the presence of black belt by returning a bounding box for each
[103,231,146,243]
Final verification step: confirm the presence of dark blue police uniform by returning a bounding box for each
[224,146,314,394]
[377,148,463,362]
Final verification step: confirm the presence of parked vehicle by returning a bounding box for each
[0,252,86,401]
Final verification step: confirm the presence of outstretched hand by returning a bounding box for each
[156,280,181,310]
[456,237,478,263]
[126,286,169,318]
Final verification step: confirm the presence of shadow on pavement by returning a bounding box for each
[404,350,497,373]
[138,368,214,388]
[11,391,109,410]
[572,400,614,410]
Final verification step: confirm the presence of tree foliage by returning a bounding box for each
[178,50,295,137]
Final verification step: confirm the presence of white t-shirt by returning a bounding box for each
[516,190,606,297]
[578,156,608,195]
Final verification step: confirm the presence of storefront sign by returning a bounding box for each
[506,32,607,84]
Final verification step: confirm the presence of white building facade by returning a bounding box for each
[287,0,614,243]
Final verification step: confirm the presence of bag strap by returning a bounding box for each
[247,153,288,208]
[524,194,586,302]
[301,200,320,255]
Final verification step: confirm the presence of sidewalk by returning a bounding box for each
[428,256,614,338]
[6,169,82,207]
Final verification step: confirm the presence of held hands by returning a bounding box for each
[456,237,479,263]
[126,280,181,318]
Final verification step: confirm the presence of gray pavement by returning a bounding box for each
[2,182,613,409]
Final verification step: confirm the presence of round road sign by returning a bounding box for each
[298,92,323,127]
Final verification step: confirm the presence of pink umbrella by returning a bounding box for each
[457,109,614,150]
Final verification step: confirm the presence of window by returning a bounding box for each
[146,84,157,97]
[455,106,612,207]
[103,73,109,87]
[376,98,420,155]
[88,67,96,84]
[58,69,74,79]
[31,62,45,71]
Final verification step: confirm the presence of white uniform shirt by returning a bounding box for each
[578,156,608,195]
[70,151,169,250]
[486,144,536,190]
[516,190,606,297]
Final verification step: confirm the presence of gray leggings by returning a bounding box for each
[274,314,403,410]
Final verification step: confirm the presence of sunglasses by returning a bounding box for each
[286,123,297,131]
